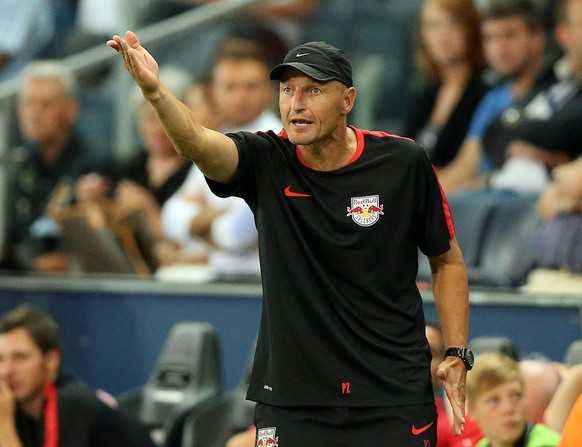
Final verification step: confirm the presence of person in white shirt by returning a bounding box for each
[158,38,280,281]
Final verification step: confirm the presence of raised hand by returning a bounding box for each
[107,31,161,100]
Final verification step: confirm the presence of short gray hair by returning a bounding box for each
[19,60,78,99]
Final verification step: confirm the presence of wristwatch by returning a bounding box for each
[444,347,474,371]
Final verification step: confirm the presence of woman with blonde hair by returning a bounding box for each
[402,0,489,168]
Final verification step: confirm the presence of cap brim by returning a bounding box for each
[269,62,335,82]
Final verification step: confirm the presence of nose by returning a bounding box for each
[290,91,306,111]
[500,396,519,414]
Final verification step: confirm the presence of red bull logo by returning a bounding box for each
[346,195,384,227]
[257,427,279,447]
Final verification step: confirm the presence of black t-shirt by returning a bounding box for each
[402,74,489,167]
[14,375,155,447]
[6,133,99,248]
[114,149,192,206]
[208,127,454,407]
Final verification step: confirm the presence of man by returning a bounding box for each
[519,359,561,423]
[160,38,280,280]
[211,38,280,133]
[0,304,156,447]
[109,32,470,446]
[0,60,101,273]
[484,0,582,192]
[437,0,550,193]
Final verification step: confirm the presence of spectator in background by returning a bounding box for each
[442,0,582,196]
[467,352,560,447]
[542,363,582,446]
[158,38,280,280]
[437,0,550,193]
[478,0,582,193]
[185,75,224,132]
[519,359,562,424]
[211,38,280,133]
[402,0,489,168]
[528,157,582,288]
[0,0,54,83]
[557,394,582,447]
[74,66,194,271]
[0,60,100,274]
[0,304,156,447]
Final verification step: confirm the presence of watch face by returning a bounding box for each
[465,348,475,368]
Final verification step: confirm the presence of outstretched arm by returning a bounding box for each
[428,238,470,436]
[107,31,239,184]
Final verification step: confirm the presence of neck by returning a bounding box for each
[298,125,357,171]
[21,393,46,420]
[40,131,71,167]
[510,58,542,100]
[439,61,473,84]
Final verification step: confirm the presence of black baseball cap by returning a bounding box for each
[269,41,353,87]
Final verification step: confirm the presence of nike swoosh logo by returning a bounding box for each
[296,52,310,57]
[411,421,434,435]
[284,185,311,197]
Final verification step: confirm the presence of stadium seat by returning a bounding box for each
[466,193,541,288]
[563,340,582,366]
[117,322,222,446]
[169,341,256,447]
[416,190,496,283]
[174,384,255,447]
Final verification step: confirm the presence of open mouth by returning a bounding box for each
[291,118,313,127]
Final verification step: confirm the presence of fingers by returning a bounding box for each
[453,415,465,436]
[109,35,138,74]
[107,34,124,51]
[126,30,140,47]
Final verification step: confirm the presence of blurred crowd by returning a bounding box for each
[0,0,580,291]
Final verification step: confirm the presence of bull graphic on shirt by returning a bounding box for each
[256,427,279,447]
[346,195,384,227]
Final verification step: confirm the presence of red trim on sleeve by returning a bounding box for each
[44,382,59,447]
[359,128,415,142]
[432,167,455,239]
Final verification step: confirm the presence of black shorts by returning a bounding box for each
[254,402,437,447]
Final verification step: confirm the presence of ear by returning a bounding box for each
[45,350,61,380]
[554,22,568,50]
[343,87,357,114]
